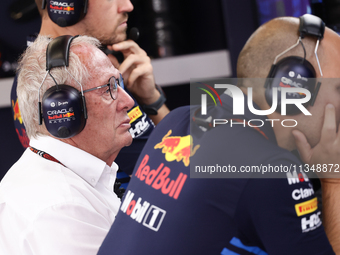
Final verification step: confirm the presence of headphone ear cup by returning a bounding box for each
[47,0,86,27]
[264,56,316,115]
[42,85,86,138]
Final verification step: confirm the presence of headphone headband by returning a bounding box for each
[299,14,325,39]
[46,35,78,70]
[264,14,325,115]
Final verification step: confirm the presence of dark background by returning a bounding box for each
[0,0,335,178]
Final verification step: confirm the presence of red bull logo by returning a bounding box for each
[135,154,187,200]
[64,6,74,11]
[50,5,63,10]
[48,114,62,120]
[50,5,74,12]
[154,130,200,167]
[63,112,74,118]
[48,112,74,120]
[12,99,23,124]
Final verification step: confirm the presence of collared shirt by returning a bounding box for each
[0,135,121,255]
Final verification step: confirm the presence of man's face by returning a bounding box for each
[75,46,134,163]
[81,0,134,45]
[298,29,340,147]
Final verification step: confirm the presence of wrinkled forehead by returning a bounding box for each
[75,44,110,70]
[84,48,116,84]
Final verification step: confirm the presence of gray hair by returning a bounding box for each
[17,35,101,139]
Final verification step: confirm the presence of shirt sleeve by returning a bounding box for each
[236,162,335,255]
[20,202,113,255]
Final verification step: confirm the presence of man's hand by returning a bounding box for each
[293,104,340,180]
[107,40,169,124]
[293,104,340,254]
[108,40,158,105]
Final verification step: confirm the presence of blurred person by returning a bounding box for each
[0,35,134,255]
[11,0,169,176]
[97,14,339,254]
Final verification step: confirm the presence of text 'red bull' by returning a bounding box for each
[50,5,74,11]
[135,154,187,200]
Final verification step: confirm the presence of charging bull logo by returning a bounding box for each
[64,6,74,11]
[12,99,23,124]
[154,130,200,167]
[63,112,75,118]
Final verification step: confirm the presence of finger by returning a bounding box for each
[321,104,337,143]
[107,54,120,69]
[292,129,312,163]
[119,54,150,74]
[112,40,145,55]
[128,63,153,86]
[121,65,134,89]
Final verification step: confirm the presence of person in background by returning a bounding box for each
[1,34,134,255]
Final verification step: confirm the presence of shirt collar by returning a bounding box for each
[29,135,118,188]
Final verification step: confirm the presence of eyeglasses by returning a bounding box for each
[83,74,123,100]
[118,72,125,89]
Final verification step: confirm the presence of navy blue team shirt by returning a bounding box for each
[98,93,334,255]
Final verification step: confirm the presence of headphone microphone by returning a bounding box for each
[128,27,140,42]
[38,35,87,139]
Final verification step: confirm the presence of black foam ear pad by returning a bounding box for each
[265,56,316,115]
[42,85,86,138]
[46,0,87,27]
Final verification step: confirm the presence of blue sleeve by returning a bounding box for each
[11,73,30,148]
[236,168,334,255]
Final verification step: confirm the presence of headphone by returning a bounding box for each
[42,0,88,27]
[264,14,325,115]
[38,35,88,139]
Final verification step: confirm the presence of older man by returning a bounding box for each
[0,35,134,255]
[11,0,170,176]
